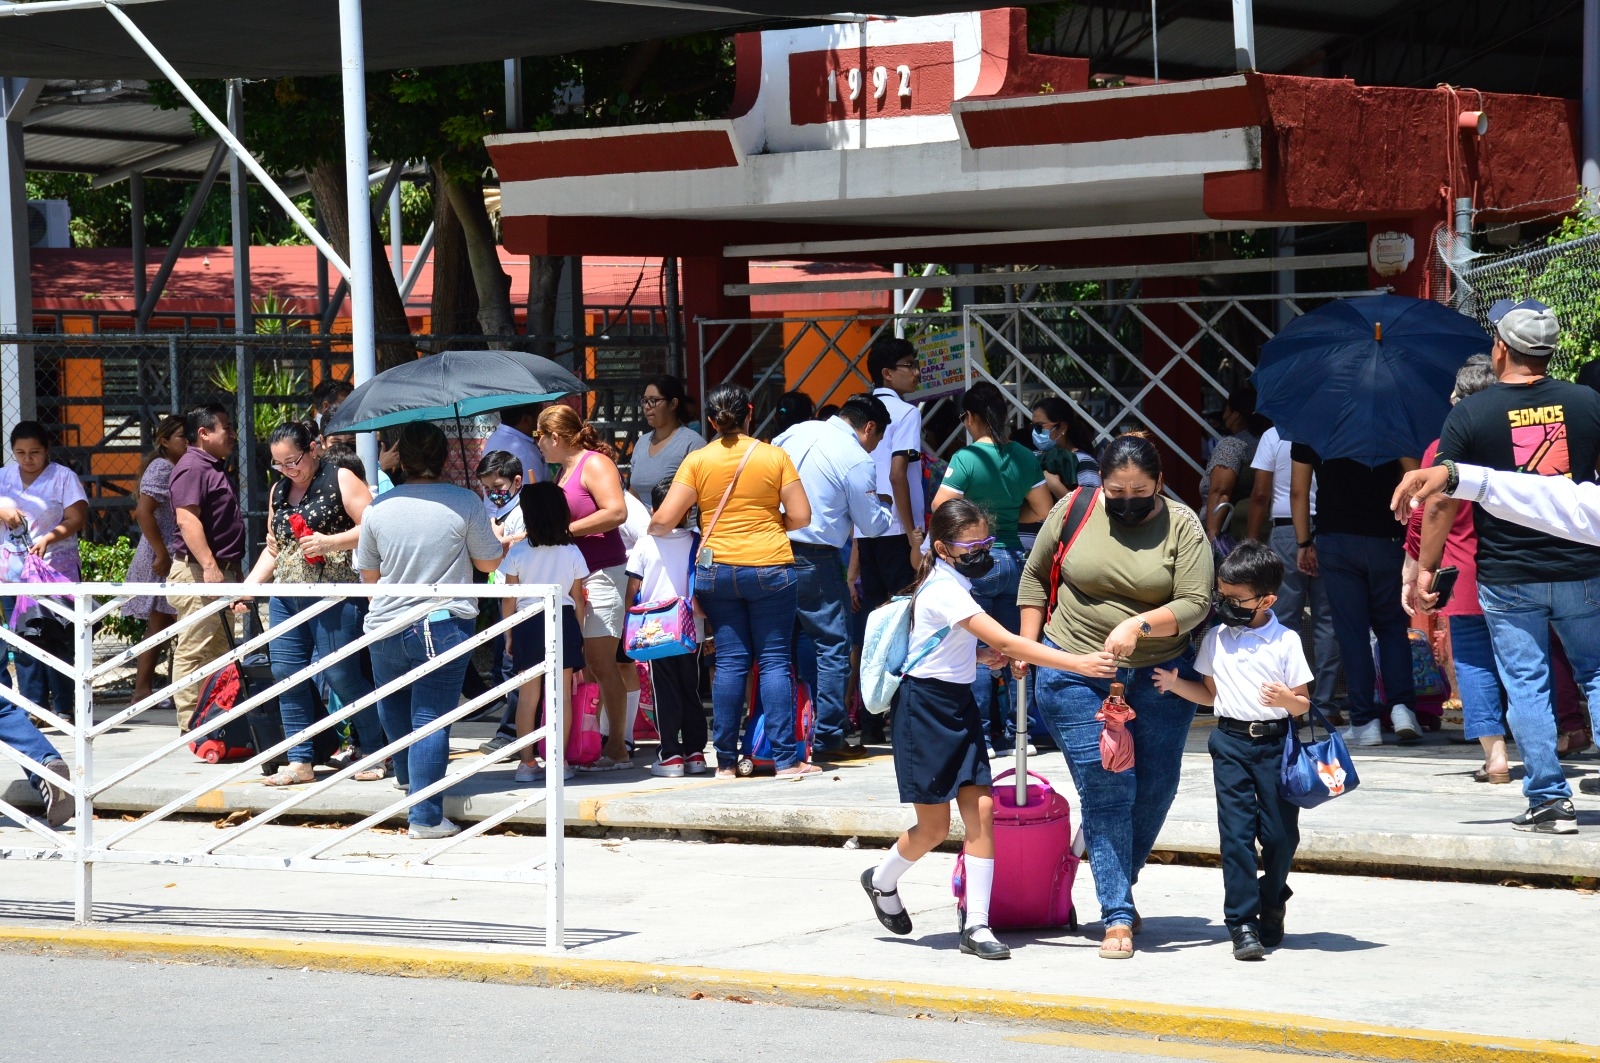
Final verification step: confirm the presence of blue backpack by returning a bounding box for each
[860,592,949,716]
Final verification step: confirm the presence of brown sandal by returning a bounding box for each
[1473,766,1511,784]
[1558,727,1592,757]
[1098,925,1134,959]
[263,766,314,787]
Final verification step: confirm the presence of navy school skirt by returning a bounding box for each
[891,674,992,805]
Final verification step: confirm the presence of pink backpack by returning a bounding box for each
[563,675,604,766]
[954,767,1079,931]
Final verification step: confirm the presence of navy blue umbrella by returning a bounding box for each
[1251,294,1492,466]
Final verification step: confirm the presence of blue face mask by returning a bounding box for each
[486,489,516,509]
[1032,427,1057,452]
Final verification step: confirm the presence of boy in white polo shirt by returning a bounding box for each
[1155,540,1312,962]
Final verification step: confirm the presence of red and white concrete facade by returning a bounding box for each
[486,7,1583,378]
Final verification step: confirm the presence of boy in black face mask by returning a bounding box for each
[1153,540,1311,962]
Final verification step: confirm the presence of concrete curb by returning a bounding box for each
[1,925,1595,1063]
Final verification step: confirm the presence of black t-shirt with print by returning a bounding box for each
[1289,444,1404,540]
[1436,376,1600,585]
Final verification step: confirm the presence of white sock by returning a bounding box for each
[965,855,998,943]
[871,842,916,915]
[624,689,641,739]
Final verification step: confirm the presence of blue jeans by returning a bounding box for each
[2,596,75,721]
[965,547,1042,745]
[1448,613,1506,742]
[1316,533,1413,725]
[269,596,381,764]
[1032,642,1199,928]
[0,697,63,791]
[368,615,475,828]
[1268,525,1342,712]
[792,544,851,752]
[698,562,801,769]
[1478,578,1600,806]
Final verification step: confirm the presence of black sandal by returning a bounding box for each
[860,868,913,935]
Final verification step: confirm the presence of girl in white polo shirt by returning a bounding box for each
[860,498,1107,961]
[1155,540,1312,962]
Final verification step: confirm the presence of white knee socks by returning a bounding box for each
[964,855,998,944]
[871,842,916,915]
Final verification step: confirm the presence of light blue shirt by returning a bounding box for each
[774,416,893,549]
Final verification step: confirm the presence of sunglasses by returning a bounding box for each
[950,535,996,552]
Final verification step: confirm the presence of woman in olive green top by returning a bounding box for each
[930,381,1052,751]
[1014,434,1214,960]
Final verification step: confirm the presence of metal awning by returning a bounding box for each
[0,0,1015,79]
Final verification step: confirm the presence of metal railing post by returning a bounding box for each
[544,590,565,952]
[72,588,94,924]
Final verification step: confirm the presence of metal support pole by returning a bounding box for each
[1585,0,1599,202]
[0,76,38,439]
[168,335,180,415]
[72,590,95,924]
[1232,0,1256,72]
[339,0,380,482]
[504,58,525,133]
[316,217,330,321]
[567,255,586,370]
[398,222,435,302]
[389,172,404,289]
[893,262,906,339]
[130,171,147,309]
[228,79,256,561]
[543,590,565,951]
[1151,0,1160,82]
[663,256,682,377]
[138,142,227,331]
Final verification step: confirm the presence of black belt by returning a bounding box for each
[1217,717,1290,740]
[790,541,841,554]
[1272,517,1296,527]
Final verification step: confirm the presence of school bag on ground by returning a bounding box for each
[736,666,815,776]
[563,673,604,766]
[233,605,343,775]
[952,673,1080,931]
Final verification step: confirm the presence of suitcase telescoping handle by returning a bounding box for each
[1013,672,1029,808]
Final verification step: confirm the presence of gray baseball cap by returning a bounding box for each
[1487,298,1560,357]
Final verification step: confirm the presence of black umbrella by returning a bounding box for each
[322,350,589,434]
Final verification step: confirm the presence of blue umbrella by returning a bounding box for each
[1251,294,1491,466]
[322,349,589,434]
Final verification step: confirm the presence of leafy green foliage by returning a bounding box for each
[210,361,307,438]
[81,538,145,644]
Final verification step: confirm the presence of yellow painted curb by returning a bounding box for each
[0,924,1594,1063]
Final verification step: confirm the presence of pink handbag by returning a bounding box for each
[564,675,604,766]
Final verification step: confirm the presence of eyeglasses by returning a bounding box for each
[641,396,666,408]
[950,535,996,552]
[894,360,919,371]
[1218,593,1269,609]
[271,451,310,473]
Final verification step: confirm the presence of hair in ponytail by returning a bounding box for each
[705,383,753,440]
[537,404,616,460]
[902,497,990,607]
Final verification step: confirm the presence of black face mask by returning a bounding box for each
[1105,494,1157,526]
[949,549,995,580]
[1215,598,1258,628]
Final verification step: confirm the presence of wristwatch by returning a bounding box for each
[1137,618,1152,637]
[1441,458,1460,495]
[1297,539,1314,550]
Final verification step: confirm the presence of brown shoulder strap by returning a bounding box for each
[702,440,759,547]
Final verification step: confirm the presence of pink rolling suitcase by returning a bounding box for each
[952,674,1080,932]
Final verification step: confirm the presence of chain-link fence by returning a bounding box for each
[1444,227,1600,379]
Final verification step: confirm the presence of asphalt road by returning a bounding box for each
[0,950,1320,1063]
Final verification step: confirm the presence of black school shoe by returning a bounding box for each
[1260,886,1291,948]
[860,868,913,935]
[1231,925,1266,961]
[1512,798,1578,834]
[959,924,1011,960]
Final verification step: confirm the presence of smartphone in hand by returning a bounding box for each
[1430,566,1460,611]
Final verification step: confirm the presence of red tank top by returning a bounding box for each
[562,450,627,570]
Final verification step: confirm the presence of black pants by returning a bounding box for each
[857,534,916,616]
[1208,725,1300,930]
[650,652,707,761]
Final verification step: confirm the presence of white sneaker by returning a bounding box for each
[409,817,462,840]
[1343,720,1383,747]
[1390,704,1421,742]
[515,762,545,784]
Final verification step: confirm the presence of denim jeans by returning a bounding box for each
[1447,614,1506,742]
[698,562,801,769]
[368,615,475,828]
[1315,533,1413,725]
[964,546,1046,745]
[269,596,381,763]
[1268,526,1342,712]
[1032,642,1199,928]
[2,595,75,722]
[792,544,851,752]
[0,697,63,790]
[1478,577,1600,806]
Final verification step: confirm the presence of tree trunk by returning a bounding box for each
[440,167,516,347]
[429,164,480,351]
[527,255,565,359]
[305,159,415,369]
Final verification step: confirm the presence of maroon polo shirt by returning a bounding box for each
[169,446,245,565]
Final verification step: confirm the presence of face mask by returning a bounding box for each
[1032,427,1057,452]
[486,489,515,509]
[1105,494,1156,526]
[1215,598,1257,628]
[948,548,995,580]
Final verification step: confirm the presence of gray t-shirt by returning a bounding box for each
[628,426,704,507]
[354,482,503,631]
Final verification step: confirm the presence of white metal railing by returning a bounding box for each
[0,580,569,951]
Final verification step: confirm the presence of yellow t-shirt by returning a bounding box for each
[673,436,800,567]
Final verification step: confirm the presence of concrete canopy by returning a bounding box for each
[0,0,1041,79]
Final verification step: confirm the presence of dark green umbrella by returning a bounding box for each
[322,350,589,434]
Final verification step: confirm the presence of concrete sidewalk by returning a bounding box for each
[0,822,1595,1061]
[6,709,1600,878]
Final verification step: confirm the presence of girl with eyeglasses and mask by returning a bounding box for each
[1013,432,1214,960]
[859,498,1103,962]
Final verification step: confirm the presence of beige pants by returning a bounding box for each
[166,559,241,730]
